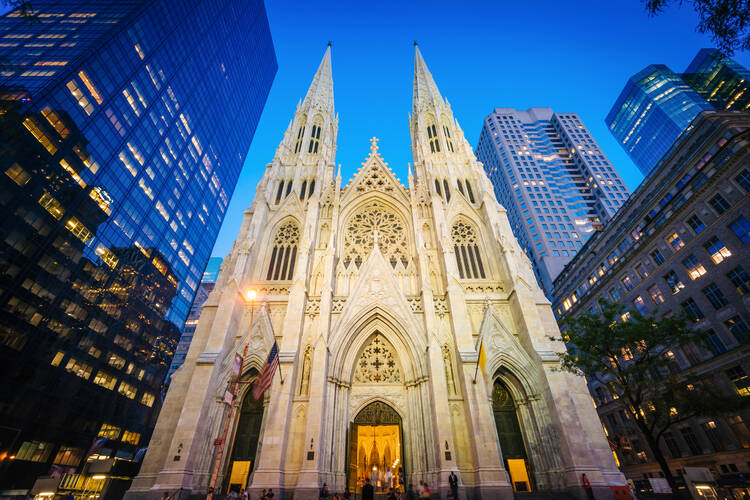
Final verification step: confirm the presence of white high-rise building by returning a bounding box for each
[126,45,625,500]
[475,108,630,296]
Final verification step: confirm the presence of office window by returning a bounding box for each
[632,296,648,315]
[705,329,727,355]
[92,370,117,390]
[650,249,666,266]
[635,262,649,279]
[647,284,664,304]
[681,298,704,322]
[702,283,728,310]
[621,275,634,291]
[609,287,620,301]
[709,194,730,215]
[680,427,703,455]
[122,430,141,445]
[16,441,54,463]
[735,168,750,192]
[98,423,121,439]
[664,270,685,294]
[729,216,750,244]
[141,392,155,407]
[53,446,83,467]
[666,232,684,251]
[117,381,137,399]
[726,366,750,397]
[704,237,732,264]
[682,255,707,280]
[724,316,750,344]
[686,214,706,234]
[727,266,750,295]
[64,358,92,380]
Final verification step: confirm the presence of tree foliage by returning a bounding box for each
[645,0,750,54]
[553,299,747,492]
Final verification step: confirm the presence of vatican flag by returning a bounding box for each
[474,338,487,382]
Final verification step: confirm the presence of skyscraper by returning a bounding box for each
[606,49,750,175]
[0,0,275,494]
[475,108,630,296]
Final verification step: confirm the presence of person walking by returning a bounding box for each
[362,477,374,500]
[386,468,393,489]
[319,483,329,498]
[448,471,459,500]
[405,484,417,500]
[421,482,431,498]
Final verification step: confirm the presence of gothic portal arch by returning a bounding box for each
[224,369,264,494]
[491,374,533,493]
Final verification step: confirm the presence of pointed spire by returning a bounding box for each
[413,44,444,111]
[301,44,334,117]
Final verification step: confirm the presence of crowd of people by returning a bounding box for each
[317,470,460,500]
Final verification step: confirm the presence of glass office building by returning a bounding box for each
[606,49,750,176]
[0,0,275,494]
[475,108,630,296]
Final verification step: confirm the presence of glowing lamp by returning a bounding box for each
[246,289,257,301]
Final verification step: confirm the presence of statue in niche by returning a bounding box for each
[299,346,312,396]
[442,344,457,395]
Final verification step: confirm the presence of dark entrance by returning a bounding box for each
[225,387,264,492]
[347,401,404,494]
[492,379,532,492]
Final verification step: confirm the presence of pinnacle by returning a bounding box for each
[413,45,444,111]
[301,44,334,116]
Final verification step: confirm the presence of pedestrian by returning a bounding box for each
[362,477,374,500]
[386,468,393,489]
[405,484,417,500]
[448,471,459,500]
[266,488,275,499]
[333,493,340,500]
[421,482,431,498]
[581,474,594,500]
[416,481,424,497]
[398,469,405,491]
[319,482,330,498]
[258,489,266,500]
[387,487,398,500]
[342,488,351,500]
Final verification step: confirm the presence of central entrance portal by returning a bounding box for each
[347,401,404,494]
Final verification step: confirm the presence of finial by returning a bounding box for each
[369,136,379,154]
[413,40,418,47]
[328,41,332,47]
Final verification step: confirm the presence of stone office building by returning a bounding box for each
[552,111,750,491]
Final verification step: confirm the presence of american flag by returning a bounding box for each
[252,341,279,400]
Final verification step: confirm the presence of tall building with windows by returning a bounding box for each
[606,49,750,176]
[475,108,630,296]
[0,0,275,495]
[553,111,750,496]
[167,257,223,382]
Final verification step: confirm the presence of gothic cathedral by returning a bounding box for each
[126,46,625,500]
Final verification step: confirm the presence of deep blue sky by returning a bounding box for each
[212,2,750,257]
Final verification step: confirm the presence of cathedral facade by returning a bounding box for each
[125,46,625,500]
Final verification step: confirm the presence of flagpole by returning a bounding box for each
[207,290,256,500]
[473,339,482,384]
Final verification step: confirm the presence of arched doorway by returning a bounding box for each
[492,378,532,492]
[225,387,264,493]
[347,401,404,494]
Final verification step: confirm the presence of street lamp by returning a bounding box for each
[207,288,258,500]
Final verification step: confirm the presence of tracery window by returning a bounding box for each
[427,123,440,153]
[343,200,409,269]
[465,179,475,203]
[452,220,486,279]
[293,126,305,154]
[266,221,300,281]
[443,179,451,202]
[308,121,322,154]
[443,125,454,152]
[434,179,441,196]
[354,334,402,383]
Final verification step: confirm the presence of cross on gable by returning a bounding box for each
[369,136,379,154]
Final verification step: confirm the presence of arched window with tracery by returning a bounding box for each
[443,124,454,152]
[451,220,486,279]
[308,119,322,154]
[427,123,440,153]
[343,200,409,269]
[293,125,305,154]
[266,221,300,280]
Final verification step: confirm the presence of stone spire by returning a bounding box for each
[301,43,334,118]
[412,43,444,113]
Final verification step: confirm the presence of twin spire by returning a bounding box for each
[300,43,445,119]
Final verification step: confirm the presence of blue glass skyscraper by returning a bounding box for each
[0,0,275,494]
[606,49,750,176]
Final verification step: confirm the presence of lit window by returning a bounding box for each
[117,381,137,399]
[16,441,53,463]
[53,446,83,466]
[38,193,64,220]
[682,255,707,280]
[78,70,103,104]
[666,232,684,251]
[647,285,664,304]
[632,296,648,315]
[66,80,93,114]
[95,245,119,269]
[727,366,750,397]
[93,370,117,390]
[89,186,112,214]
[22,117,57,154]
[98,423,121,439]
[141,392,155,407]
[64,358,92,379]
[59,159,86,188]
[5,163,30,186]
[704,237,731,264]
[50,351,65,366]
[41,107,70,138]
[663,270,685,294]
[122,431,141,445]
[65,217,92,243]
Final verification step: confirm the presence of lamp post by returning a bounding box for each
[207,289,257,500]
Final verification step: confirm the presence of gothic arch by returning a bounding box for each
[260,216,301,282]
[449,216,489,280]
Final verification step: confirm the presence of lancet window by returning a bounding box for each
[465,179,475,203]
[443,125,454,152]
[427,123,440,153]
[275,180,291,204]
[443,179,451,202]
[435,179,441,196]
[452,220,486,279]
[299,179,316,201]
[343,200,409,269]
[293,126,305,154]
[266,221,300,281]
[308,122,322,154]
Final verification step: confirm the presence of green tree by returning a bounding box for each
[553,300,746,495]
[645,0,750,54]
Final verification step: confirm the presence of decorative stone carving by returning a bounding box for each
[299,345,312,396]
[407,296,423,313]
[343,201,409,269]
[331,298,345,313]
[354,334,402,384]
[353,401,401,425]
[305,299,320,317]
[433,295,448,318]
[442,344,457,395]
